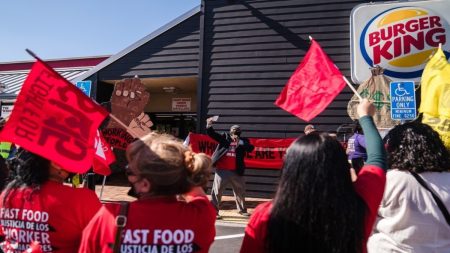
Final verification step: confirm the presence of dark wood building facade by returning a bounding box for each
[196,0,385,197]
[78,7,201,106]
[198,0,384,137]
[75,0,388,197]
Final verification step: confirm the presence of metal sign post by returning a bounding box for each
[390,81,417,121]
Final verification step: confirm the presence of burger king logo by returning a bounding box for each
[360,7,450,78]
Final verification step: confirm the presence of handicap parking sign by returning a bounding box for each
[390,81,416,120]
[75,80,92,97]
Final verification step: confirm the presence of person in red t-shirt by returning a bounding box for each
[240,99,387,253]
[0,148,101,253]
[79,132,216,253]
[206,119,255,219]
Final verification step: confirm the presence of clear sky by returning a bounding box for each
[0,0,199,62]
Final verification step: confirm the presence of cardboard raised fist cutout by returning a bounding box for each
[127,112,153,138]
[106,78,152,137]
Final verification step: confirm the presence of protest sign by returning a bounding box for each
[188,133,295,169]
[0,60,109,173]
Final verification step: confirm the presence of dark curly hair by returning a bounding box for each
[0,156,8,191]
[266,133,366,253]
[385,122,450,173]
[2,148,51,206]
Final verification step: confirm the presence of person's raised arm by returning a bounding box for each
[206,117,226,143]
[357,99,387,171]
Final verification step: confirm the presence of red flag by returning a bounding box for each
[0,60,109,173]
[274,39,346,122]
[93,130,115,176]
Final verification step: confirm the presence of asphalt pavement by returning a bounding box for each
[211,222,246,253]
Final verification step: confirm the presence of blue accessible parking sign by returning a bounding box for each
[75,80,92,97]
[390,81,416,120]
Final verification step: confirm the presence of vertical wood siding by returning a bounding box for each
[97,13,200,80]
[200,0,385,197]
[201,0,384,138]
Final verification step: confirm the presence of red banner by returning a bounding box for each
[188,133,295,169]
[0,60,109,173]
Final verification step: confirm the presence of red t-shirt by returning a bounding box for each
[240,165,386,253]
[0,181,101,253]
[78,195,216,253]
[215,141,237,170]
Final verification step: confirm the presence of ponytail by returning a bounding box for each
[184,151,211,187]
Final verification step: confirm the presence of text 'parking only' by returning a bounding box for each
[390,81,416,120]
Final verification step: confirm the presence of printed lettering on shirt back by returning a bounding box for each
[0,208,53,252]
[120,228,196,253]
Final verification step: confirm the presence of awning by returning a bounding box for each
[0,67,91,99]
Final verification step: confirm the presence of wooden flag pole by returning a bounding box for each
[307,37,363,101]
[108,114,140,138]
[342,76,363,101]
[99,175,107,201]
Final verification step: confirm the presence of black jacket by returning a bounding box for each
[207,126,254,176]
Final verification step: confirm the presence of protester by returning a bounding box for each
[368,122,450,253]
[0,141,12,160]
[0,119,13,191]
[0,117,15,161]
[0,156,8,191]
[0,148,101,253]
[347,120,367,174]
[206,118,255,218]
[79,133,216,253]
[240,99,386,253]
[303,124,316,135]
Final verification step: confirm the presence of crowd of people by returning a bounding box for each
[0,99,448,253]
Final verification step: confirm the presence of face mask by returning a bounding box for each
[128,178,145,198]
[127,183,138,198]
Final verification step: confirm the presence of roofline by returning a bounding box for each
[0,55,111,65]
[0,56,110,72]
[0,67,93,75]
[74,5,201,82]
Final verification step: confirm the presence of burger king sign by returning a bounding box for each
[351,0,450,83]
